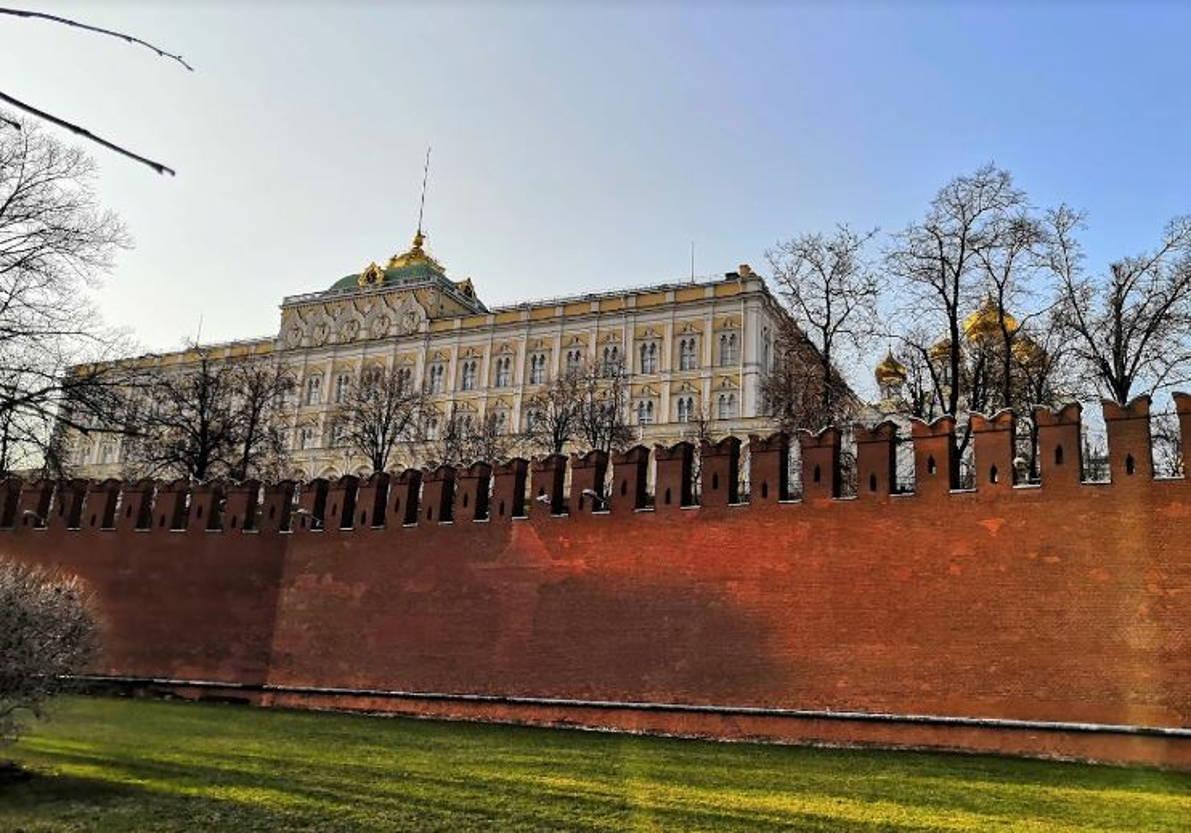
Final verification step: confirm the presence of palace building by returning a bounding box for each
[69,230,791,480]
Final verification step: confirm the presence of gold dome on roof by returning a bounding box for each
[387,230,444,272]
[963,296,1018,342]
[1012,334,1045,366]
[928,338,952,361]
[874,350,907,386]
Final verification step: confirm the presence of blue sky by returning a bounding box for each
[2,1,1189,355]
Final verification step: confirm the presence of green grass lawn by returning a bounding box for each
[0,697,1187,832]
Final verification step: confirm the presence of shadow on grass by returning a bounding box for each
[5,699,1191,833]
[3,748,1008,833]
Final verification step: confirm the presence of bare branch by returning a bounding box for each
[0,7,194,71]
[0,92,175,176]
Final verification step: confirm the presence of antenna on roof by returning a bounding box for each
[690,241,695,282]
[416,145,432,238]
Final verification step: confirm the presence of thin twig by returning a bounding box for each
[0,7,193,71]
[0,91,175,176]
[0,112,19,131]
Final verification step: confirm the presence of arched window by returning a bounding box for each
[334,372,351,404]
[529,353,547,385]
[494,356,512,387]
[461,360,477,390]
[640,342,658,374]
[297,425,316,450]
[676,396,694,423]
[719,333,738,366]
[328,420,346,448]
[427,363,445,393]
[396,367,412,391]
[425,417,440,440]
[602,345,621,375]
[305,374,323,405]
[636,400,655,425]
[717,393,737,419]
[679,338,697,371]
[565,349,583,374]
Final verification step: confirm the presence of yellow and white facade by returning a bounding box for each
[70,232,791,479]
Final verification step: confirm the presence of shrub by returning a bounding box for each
[0,559,99,750]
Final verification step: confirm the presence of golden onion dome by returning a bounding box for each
[963,296,1018,342]
[1012,334,1045,366]
[928,338,952,362]
[387,230,442,271]
[874,350,907,386]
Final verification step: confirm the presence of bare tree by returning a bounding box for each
[121,348,240,481]
[762,322,857,432]
[1047,208,1191,404]
[576,360,633,454]
[0,560,99,753]
[228,361,293,481]
[970,212,1049,412]
[765,224,879,423]
[428,407,516,468]
[885,164,1031,483]
[338,367,425,474]
[524,369,583,455]
[0,115,134,476]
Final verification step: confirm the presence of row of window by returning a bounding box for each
[294,335,743,404]
[637,394,738,425]
[294,392,741,451]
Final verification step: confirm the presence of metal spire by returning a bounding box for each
[416,145,431,239]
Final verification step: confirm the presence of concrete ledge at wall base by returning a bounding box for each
[64,675,1191,771]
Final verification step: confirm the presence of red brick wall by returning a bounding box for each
[1,397,1188,768]
[267,483,1190,730]
[3,522,286,685]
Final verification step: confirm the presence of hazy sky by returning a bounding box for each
[4,1,1191,355]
